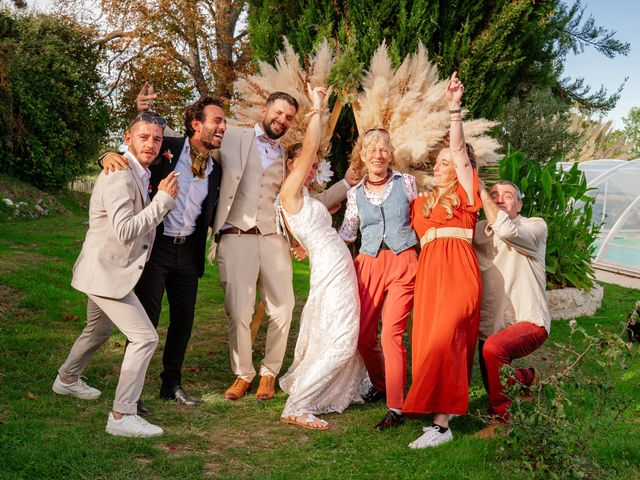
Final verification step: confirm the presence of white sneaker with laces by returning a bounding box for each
[52,375,101,400]
[409,426,453,449]
[106,412,163,438]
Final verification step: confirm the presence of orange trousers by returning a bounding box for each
[354,248,417,409]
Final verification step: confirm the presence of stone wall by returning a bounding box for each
[547,284,604,320]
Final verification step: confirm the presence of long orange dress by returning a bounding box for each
[403,172,482,416]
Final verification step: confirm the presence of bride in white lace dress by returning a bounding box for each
[277,86,364,430]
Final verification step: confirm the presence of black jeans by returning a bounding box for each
[135,234,199,388]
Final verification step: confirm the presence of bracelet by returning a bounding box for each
[450,118,463,122]
[305,108,321,118]
[448,108,461,114]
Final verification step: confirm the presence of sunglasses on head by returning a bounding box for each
[129,111,168,129]
[364,127,390,136]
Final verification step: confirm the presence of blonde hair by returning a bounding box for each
[350,130,395,179]
[421,134,477,219]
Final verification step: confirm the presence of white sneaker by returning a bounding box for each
[52,375,101,400]
[409,426,453,449]
[106,412,163,438]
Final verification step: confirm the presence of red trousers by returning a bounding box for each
[478,322,548,420]
[355,248,417,409]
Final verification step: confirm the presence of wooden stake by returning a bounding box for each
[250,300,266,344]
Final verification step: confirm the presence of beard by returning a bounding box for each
[199,130,222,151]
[201,139,216,151]
[129,144,157,162]
[262,120,286,139]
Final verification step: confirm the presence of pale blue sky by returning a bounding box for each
[563,0,639,129]
[28,0,638,129]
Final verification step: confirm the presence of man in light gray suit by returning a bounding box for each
[53,113,179,437]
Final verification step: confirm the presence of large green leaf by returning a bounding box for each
[496,150,599,289]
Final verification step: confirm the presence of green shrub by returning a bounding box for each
[494,324,633,479]
[498,149,599,290]
[0,10,109,191]
[497,88,582,164]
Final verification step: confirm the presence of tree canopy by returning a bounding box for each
[57,0,251,130]
[622,107,640,158]
[248,0,629,119]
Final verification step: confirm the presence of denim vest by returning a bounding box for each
[356,176,418,256]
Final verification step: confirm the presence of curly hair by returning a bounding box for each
[421,133,477,219]
[349,129,395,180]
[184,97,224,138]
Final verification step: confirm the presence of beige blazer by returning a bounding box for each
[71,167,175,299]
[213,125,348,235]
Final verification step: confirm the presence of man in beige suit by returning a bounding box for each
[215,92,353,401]
[52,114,179,437]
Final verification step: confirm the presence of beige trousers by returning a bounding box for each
[216,233,294,382]
[58,292,159,414]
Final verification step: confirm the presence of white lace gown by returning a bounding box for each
[278,189,365,418]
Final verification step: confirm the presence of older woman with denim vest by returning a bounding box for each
[338,128,418,431]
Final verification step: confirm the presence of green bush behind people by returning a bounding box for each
[0,9,109,191]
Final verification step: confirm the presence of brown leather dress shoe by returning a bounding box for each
[474,420,507,439]
[374,409,406,430]
[256,375,276,400]
[224,378,252,400]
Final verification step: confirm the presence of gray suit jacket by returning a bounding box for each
[213,125,348,235]
[72,167,175,299]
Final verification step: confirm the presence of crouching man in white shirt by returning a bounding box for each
[473,180,550,437]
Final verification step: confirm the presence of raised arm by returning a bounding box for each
[137,82,180,138]
[479,179,500,224]
[100,83,160,174]
[279,85,326,214]
[446,72,474,204]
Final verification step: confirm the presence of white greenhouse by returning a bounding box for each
[560,159,640,277]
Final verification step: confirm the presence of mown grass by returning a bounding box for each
[0,178,638,479]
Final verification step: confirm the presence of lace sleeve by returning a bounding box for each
[338,188,360,242]
[274,195,292,246]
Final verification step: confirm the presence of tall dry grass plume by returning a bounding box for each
[351,42,501,190]
[569,113,632,161]
[232,38,335,160]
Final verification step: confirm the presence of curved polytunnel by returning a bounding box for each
[559,159,640,276]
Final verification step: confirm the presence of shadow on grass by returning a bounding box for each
[1,202,639,479]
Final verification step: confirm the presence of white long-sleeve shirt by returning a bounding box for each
[473,209,551,341]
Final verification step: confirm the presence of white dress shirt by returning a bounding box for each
[162,140,212,237]
[474,210,551,341]
[254,123,283,169]
[123,151,151,203]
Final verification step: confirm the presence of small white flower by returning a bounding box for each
[569,319,577,331]
[314,159,334,184]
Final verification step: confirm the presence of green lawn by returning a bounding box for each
[0,183,638,479]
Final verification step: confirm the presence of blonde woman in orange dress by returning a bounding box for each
[403,72,482,448]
